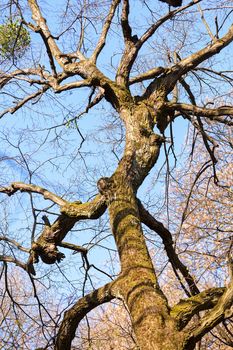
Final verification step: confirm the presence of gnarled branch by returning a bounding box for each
[27,195,106,271]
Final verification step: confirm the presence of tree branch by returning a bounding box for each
[166,23,233,91]
[55,282,115,350]
[27,195,106,271]
[0,86,50,119]
[121,0,133,43]
[91,0,120,63]
[58,241,87,255]
[0,182,67,206]
[184,282,233,349]
[138,199,200,296]
[139,0,199,47]
[116,0,199,86]
[0,68,49,89]
[129,66,167,85]
[28,0,66,67]
[60,194,106,219]
[53,79,91,93]
[0,254,29,272]
[171,287,225,330]
[0,236,30,253]
[166,102,233,125]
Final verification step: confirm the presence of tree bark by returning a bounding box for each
[97,104,184,349]
[108,182,182,350]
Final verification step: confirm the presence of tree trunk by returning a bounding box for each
[101,105,184,349]
[108,182,182,350]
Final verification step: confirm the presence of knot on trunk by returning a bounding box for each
[97,177,113,195]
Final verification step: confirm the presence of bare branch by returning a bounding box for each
[58,241,87,255]
[139,1,200,46]
[129,67,167,85]
[27,195,106,271]
[138,200,200,296]
[0,236,30,253]
[0,68,49,88]
[116,0,200,86]
[91,0,120,63]
[197,3,216,42]
[0,255,29,272]
[55,282,115,350]
[60,194,106,219]
[0,182,67,206]
[167,23,233,90]
[53,79,91,93]
[0,86,49,119]
[121,0,133,43]
[166,102,233,125]
[28,0,66,67]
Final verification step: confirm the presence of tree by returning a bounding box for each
[0,1,233,349]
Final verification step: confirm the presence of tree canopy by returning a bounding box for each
[0,1,233,349]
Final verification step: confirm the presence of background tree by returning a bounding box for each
[0,1,233,349]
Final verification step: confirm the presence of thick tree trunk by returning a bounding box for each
[100,105,184,349]
[108,182,182,350]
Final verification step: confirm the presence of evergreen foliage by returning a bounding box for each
[0,19,30,60]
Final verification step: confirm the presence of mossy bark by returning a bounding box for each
[99,104,185,350]
[108,182,182,350]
